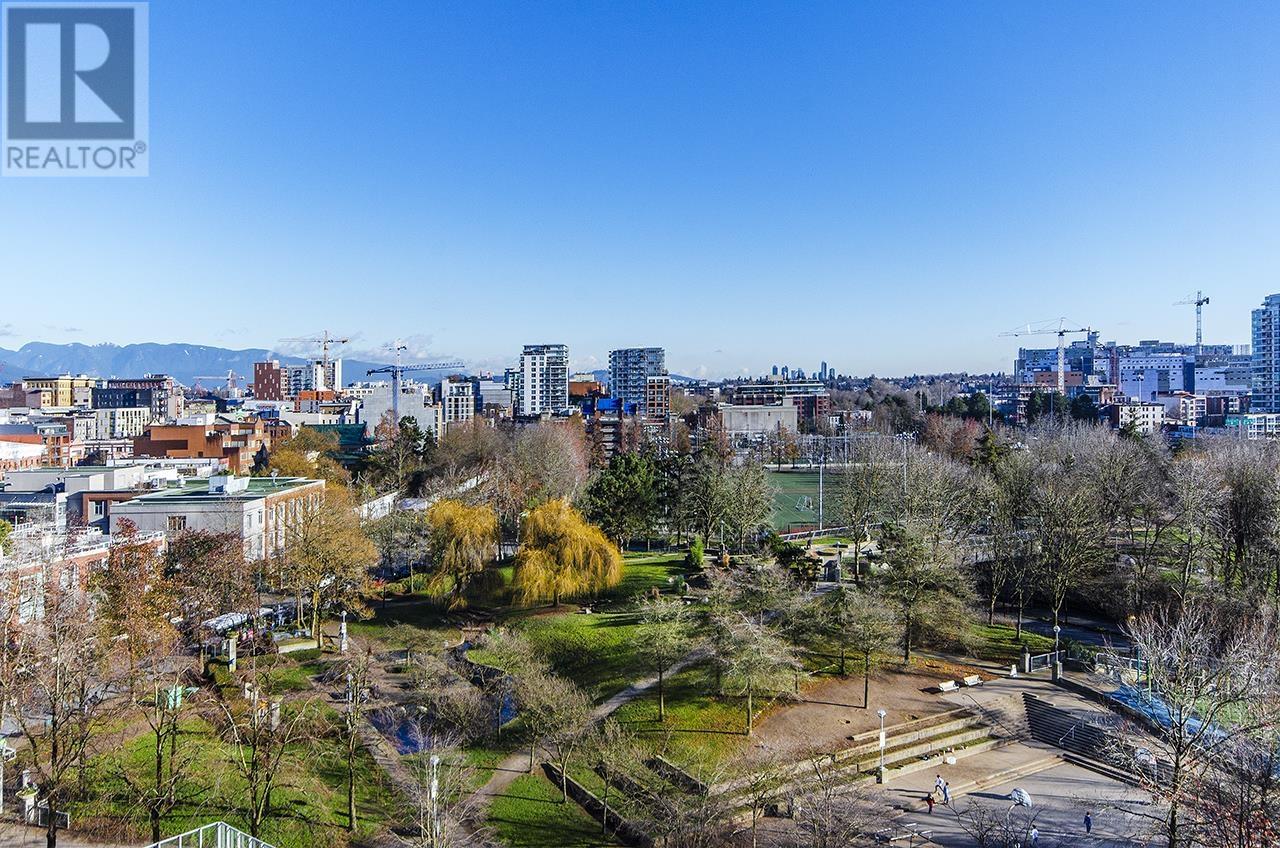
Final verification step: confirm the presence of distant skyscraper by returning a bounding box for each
[820,361,828,381]
[772,365,779,376]
[514,344,569,416]
[609,347,666,415]
[1252,294,1280,413]
[781,366,790,379]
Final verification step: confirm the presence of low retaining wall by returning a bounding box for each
[541,763,653,847]
[646,755,710,796]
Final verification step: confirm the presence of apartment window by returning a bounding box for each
[167,515,188,533]
[91,500,106,518]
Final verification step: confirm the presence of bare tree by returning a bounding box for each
[1167,454,1221,604]
[635,595,694,721]
[1031,461,1105,630]
[217,663,319,841]
[815,586,893,708]
[110,641,205,844]
[722,613,802,736]
[874,524,972,662]
[396,725,495,848]
[336,644,376,831]
[1110,600,1280,848]
[520,670,593,799]
[12,585,124,848]
[788,755,877,848]
[949,800,1045,848]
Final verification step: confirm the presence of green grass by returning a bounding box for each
[602,552,688,602]
[488,774,622,848]
[768,470,822,531]
[608,662,754,775]
[74,714,399,848]
[470,612,648,704]
[970,622,1057,663]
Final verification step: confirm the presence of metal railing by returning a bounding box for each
[144,822,276,848]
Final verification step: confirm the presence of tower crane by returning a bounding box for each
[278,331,350,366]
[193,370,243,397]
[1173,291,1210,355]
[366,341,463,421]
[999,318,1094,396]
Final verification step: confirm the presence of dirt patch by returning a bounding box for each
[745,665,962,759]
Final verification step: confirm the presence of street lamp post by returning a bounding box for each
[877,708,888,782]
[428,753,441,846]
[1053,624,1061,655]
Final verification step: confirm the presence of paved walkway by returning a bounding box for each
[465,646,711,811]
[0,822,133,848]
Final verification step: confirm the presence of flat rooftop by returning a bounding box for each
[118,476,320,504]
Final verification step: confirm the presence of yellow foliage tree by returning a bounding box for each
[424,499,498,608]
[281,487,377,648]
[514,499,622,607]
[266,427,350,486]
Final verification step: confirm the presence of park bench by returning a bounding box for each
[962,675,983,687]
[938,680,959,693]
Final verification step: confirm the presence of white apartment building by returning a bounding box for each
[111,474,325,562]
[1104,400,1165,435]
[437,376,475,427]
[357,382,444,439]
[514,344,569,416]
[1159,392,1206,427]
[93,406,151,439]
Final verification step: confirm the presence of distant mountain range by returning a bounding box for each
[0,342,460,387]
[0,342,704,388]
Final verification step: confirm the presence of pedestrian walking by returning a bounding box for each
[941,781,951,805]
[1084,810,1093,834]
[925,793,935,814]
[934,774,945,794]
[1030,825,1039,845]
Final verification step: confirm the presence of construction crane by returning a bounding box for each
[278,330,350,366]
[194,370,243,397]
[193,371,243,399]
[366,342,463,421]
[1000,318,1093,396]
[1173,291,1210,355]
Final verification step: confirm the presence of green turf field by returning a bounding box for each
[768,469,824,531]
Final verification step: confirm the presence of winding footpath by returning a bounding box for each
[465,646,711,813]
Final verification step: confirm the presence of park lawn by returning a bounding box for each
[970,623,1057,663]
[471,611,648,704]
[603,552,689,600]
[75,714,399,848]
[488,774,622,848]
[264,653,331,694]
[608,662,755,777]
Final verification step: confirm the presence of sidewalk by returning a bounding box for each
[0,821,133,848]
[995,608,1130,649]
[878,739,1062,812]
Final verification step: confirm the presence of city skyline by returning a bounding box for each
[1,3,1277,377]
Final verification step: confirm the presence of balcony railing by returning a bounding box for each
[144,822,276,848]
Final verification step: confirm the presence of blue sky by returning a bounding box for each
[1,1,1277,377]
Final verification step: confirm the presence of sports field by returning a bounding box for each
[768,470,826,531]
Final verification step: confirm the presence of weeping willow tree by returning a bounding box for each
[425,499,499,608]
[514,499,623,606]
